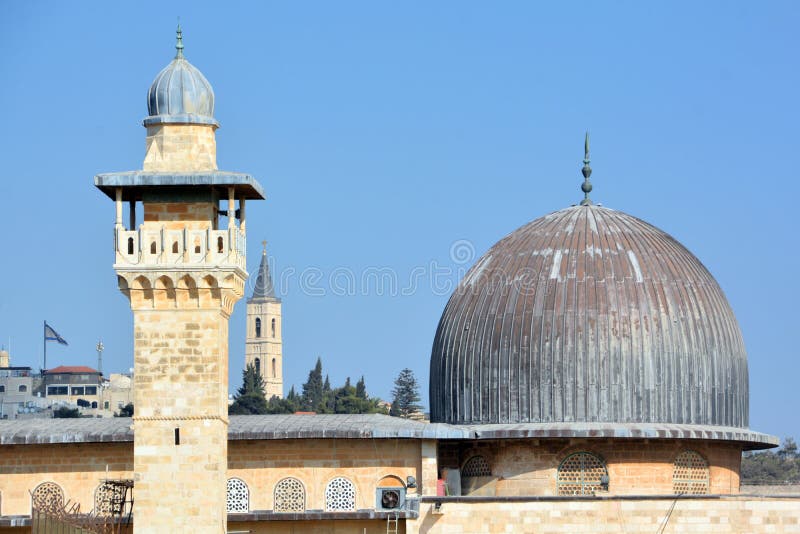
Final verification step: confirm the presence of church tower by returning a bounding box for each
[95,28,264,533]
[245,243,283,398]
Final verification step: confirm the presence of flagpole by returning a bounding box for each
[43,321,47,371]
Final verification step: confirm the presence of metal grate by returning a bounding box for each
[462,455,491,477]
[325,476,356,511]
[672,450,709,494]
[274,477,305,513]
[557,452,607,496]
[32,482,65,513]
[226,478,250,513]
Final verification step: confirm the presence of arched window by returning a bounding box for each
[673,451,709,494]
[254,358,261,376]
[150,241,157,255]
[557,452,608,496]
[127,237,134,255]
[325,477,356,511]
[272,358,276,378]
[91,401,98,409]
[0,385,4,392]
[255,318,262,338]
[462,455,491,477]
[172,241,179,253]
[32,481,64,512]
[274,477,305,513]
[18,385,27,393]
[217,236,224,253]
[271,318,276,338]
[226,478,249,513]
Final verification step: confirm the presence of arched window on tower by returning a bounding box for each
[255,318,261,338]
[127,237,134,255]
[271,318,276,338]
[272,358,276,378]
[557,452,608,496]
[172,241,179,253]
[254,358,261,377]
[217,236,224,253]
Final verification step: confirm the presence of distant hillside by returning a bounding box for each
[741,437,800,485]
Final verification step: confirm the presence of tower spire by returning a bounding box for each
[175,23,184,59]
[580,131,593,206]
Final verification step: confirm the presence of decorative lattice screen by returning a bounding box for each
[32,482,65,512]
[462,455,491,477]
[672,450,709,494]
[93,482,125,515]
[274,477,305,513]
[325,477,356,511]
[226,478,249,513]
[557,452,607,496]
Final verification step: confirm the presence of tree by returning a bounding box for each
[54,406,81,418]
[115,403,134,417]
[741,436,800,485]
[301,357,325,412]
[229,363,268,415]
[390,368,422,418]
[356,376,367,400]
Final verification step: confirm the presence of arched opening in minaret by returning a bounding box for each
[255,358,261,376]
[217,236,224,253]
[271,318,276,338]
[255,318,261,338]
[172,241,179,253]
[127,237,134,255]
[272,358,276,378]
[150,241,157,255]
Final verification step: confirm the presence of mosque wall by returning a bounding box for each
[407,498,800,533]
[438,438,741,496]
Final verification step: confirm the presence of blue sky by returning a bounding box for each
[0,1,797,439]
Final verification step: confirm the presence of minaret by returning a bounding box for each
[94,27,264,533]
[245,242,283,398]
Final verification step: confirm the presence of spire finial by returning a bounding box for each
[261,240,267,255]
[580,131,593,206]
[175,22,184,59]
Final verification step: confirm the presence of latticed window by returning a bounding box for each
[325,477,356,511]
[94,482,126,515]
[31,481,64,512]
[673,450,709,494]
[274,477,305,513]
[462,455,491,477]
[226,478,249,513]
[557,452,608,495]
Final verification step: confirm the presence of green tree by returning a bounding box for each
[390,368,422,418]
[229,363,268,415]
[302,357,325,412]
[115,403,134,417]
[54,406,81,418]
[356,376,367,399]
[741,437,800,485]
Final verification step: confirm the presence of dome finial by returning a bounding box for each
[580,131,593,206]
[175,21,184,59]
[262,240,268,256]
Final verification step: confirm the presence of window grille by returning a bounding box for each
[32,482,64,512]
[274,477,305,513]
[94,482,125,515]
[462,455,491,477]
[325,477,356,511]
[673,450,709,494]
[557,452,608,496]
[226,478,249,513]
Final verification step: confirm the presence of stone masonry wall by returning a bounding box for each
[438,438,741,496]
[143,124,217,172]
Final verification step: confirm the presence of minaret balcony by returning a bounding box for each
[115,226,247,271]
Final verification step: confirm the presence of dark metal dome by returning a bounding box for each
[430,204,749,428]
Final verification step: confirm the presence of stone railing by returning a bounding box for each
[114,226,246,271]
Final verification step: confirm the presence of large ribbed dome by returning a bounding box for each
[430,204,748,428]
[144,27,217,127]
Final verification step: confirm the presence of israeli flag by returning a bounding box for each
[44,323,68,345]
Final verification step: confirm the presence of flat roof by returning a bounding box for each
[94,171,266,201]
[0,415,777,449]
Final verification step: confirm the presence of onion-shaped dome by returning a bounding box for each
[144,26,217,127]
[430,141,748,428]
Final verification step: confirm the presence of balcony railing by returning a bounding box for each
[115,226,247,271]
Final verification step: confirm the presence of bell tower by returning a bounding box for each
[94,27,264,533]
[245,242,283,398]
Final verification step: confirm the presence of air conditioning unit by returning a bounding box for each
[376,487,406,511]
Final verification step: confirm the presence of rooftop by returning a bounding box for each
[0,414,777,449]
[44,366,100,375]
